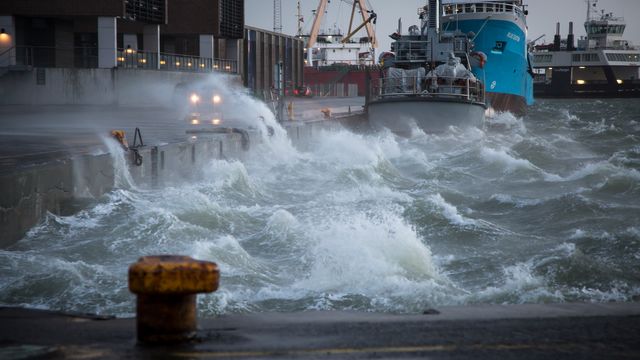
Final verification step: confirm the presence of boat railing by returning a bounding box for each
[441,2,525,17]
[372,75,485,103]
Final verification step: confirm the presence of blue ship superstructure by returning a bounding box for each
[440,0,534,114]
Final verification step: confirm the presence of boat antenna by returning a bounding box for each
[587,0,598,21]
[428,0,440,35]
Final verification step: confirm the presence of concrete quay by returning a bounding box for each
[1,302,639,359]
[0,98,366,248]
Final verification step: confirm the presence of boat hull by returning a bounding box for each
[367,97,486,135]
[532,66,640,98]
[441,15,534,114]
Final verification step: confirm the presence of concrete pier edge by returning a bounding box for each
[0,117,351,248]
[0,302,639,358]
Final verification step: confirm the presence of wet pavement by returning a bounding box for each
[1,302,639,359]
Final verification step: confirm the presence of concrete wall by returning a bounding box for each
[0,68,241,106]
[0,133,246,248]
[243,27,305,97]
[0,118,347,248]
[0,154,115,248]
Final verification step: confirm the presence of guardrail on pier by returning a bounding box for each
[0,46,237,74]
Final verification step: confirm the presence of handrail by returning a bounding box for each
[0,45,238,73]
[442,1,525,17]
[117,48,238,73]
[372,75,485,103]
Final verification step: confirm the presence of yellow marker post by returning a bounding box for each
[287,102,294,120]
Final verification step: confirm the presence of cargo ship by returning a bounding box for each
[530,0,640,98]
[299,0,379,97]
[439,0,534,115]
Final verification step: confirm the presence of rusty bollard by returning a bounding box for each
[128,255,219,343]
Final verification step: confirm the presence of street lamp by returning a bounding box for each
[212,95,221,104]
[0,28,10,44]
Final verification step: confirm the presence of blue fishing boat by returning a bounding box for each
[440,0,534,115]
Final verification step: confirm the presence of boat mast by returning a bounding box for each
[587,0,598,21]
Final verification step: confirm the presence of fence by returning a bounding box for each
[0,46,237,74]
[372,75,485,103]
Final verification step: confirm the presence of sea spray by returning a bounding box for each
[1,98,639,316]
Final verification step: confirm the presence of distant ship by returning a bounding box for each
[299,0,379,97]
[530,0,640,98]
[367,0,486,135]
[439,0,534,115]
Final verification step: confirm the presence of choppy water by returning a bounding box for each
[1,98,639,317]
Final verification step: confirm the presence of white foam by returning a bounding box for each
[101,135,137,190]
[473,262,563,303]
[480,147,562,181]
[293,210,443,296]
[569,229,615,241]
[490,193,543,208]
[485,111,527,133]
[428,193,476,226]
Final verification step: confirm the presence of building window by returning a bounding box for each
[534,54,553,63]
[606,53,640,62]
[124,0,166,24]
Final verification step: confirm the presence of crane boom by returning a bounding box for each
[341,12,376,44]
[355,0,377,48]
[307,0,377,49]
[307,0,329,50]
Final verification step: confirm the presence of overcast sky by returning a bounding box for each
[245,0,640,57]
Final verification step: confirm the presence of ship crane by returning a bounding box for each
[341,10,376,44]
[307,0,378,51]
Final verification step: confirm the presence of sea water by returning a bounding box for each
[1,98,639,317]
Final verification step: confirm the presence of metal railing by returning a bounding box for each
[117,49,238,73]
[441,1,526,17]
[0,46,237,74]
[372,75,485,103]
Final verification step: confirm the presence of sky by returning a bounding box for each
[245,0,640,57]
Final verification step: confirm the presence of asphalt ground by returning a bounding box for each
[1,302,639,359]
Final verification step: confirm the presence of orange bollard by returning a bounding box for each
[129,255,219,343]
